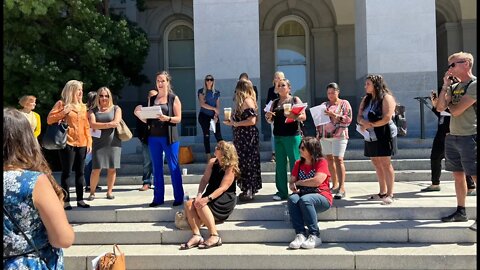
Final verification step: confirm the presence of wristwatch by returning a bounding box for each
[208,196,214,202]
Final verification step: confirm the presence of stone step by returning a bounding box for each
[116,158,441,175]
[65,182,476,223]
[71,220,477,245]
[122,148,435,163]
[73,170,453,186]
[64,243,476,270]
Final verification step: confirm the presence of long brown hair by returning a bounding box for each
[3,108,64,201]
[364,74,393,104]
[233,79,257,118]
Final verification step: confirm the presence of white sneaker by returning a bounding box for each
[273,195,282,201]
[289,234,306,249]
[300,234,322,249]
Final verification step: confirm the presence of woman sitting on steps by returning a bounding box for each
[180,141,239,249]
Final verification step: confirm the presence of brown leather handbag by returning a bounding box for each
[179,146,194,164]
[97,244,126,270]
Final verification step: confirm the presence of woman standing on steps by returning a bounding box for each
[47,80,92,210]
[135,71,185,207]
[316,82,352,200]
[180,141,238,250]
[265,78,306,201]
[357,74,398,205]
[198,74,223,161]
[224,79,262,201]
[87,87,123,201]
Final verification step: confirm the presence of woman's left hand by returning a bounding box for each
[194,197,208,209]
[223,120,233,126]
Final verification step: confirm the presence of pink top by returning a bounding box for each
[316,99,352,139]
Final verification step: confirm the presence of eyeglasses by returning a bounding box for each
[447,61,466,69]
[206,78,214,81]
[99,95,109,98]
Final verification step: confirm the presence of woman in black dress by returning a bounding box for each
[180,141,239,250]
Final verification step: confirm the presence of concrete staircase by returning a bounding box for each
[61,138,477,269]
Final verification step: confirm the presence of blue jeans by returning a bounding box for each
[287,193,331,236]
[142,143,153,186]
[84,153,93,187]
[148,136,184,204]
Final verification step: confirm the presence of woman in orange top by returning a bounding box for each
[47,80,92,210]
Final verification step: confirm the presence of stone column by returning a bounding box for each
[193,0,261,140]
[355,0,438,138]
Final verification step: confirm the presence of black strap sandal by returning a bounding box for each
[179,234,204,250]
[367,193,387,200]
[198,233,222,249]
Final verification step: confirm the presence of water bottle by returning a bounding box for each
[283,204,290,222]
[183,192,190,202]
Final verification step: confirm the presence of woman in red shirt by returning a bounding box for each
[287,137,332,249]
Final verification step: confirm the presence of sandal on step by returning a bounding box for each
[367,193,387,201]
[179,234,204,250]
[198,234,222,249]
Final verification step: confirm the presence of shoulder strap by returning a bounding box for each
[3,206,51,270]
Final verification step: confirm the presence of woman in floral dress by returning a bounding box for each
[224,79,262,201]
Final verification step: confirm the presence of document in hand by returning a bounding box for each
[138,106,163,119]
[309,104,330,127]
[264,100,273,112]
[356,124,370,141]
[285,103,308,123]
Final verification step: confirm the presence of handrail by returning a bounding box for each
[413,96,432,139]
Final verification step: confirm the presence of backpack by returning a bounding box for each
[394,104,407,136]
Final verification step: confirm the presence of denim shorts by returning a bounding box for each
[444,134,477,175]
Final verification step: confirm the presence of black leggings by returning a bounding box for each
[59,145,87,202]
[198,112,223,154]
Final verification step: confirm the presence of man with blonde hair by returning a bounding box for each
[436,51,477,231]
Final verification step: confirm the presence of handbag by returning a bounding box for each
[116,119,133,141]
[97,244,126,270]
[175,210,191,230]
[42,122,68,150]
[179,146,194,164]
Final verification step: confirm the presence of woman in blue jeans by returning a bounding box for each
[287,137,332,249]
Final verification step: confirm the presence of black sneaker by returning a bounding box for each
[441,211,468,222]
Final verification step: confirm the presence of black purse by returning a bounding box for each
[42,122,68,150]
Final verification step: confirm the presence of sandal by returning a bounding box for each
[179,234,204,250]
[87,194,95,201]
[198,234,222,249]
[367,193,387,201]
[381,195,394,205]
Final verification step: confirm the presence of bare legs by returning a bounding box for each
[89,168,117,198]
[334,156,346,193]
[326,155,338,190]
[370,156,395,197]
[184,199,219,246]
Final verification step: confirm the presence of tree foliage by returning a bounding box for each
[4,0,150,116]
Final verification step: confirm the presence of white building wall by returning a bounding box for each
[193,0,261,139]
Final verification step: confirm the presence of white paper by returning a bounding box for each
[209,119,216,133]
[138,106,163,119]
[310,104,330,126]
[91,252,107,269]
[356,124,370,141]
[90,128,101,138]
[264,100,273,112]
[440,111,451,116]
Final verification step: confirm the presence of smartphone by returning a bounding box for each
[448,76,459,83]
[431,91,437,99]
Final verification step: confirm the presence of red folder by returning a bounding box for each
[285,103,308,123]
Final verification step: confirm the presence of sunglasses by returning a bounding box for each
[205,78,214,81]
[278,84,287,87]
[99,95,110,98]
[299,145,305,150]
[215,146,221,151]
[447,60,466,69]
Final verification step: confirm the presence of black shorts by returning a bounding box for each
[364,136,397,157]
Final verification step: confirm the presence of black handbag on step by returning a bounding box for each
[42,122,68,150]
